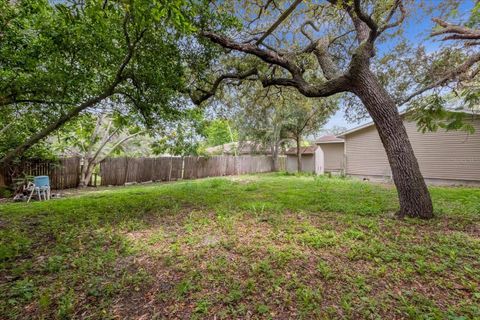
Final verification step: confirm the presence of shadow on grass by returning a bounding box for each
[1,175,479,319]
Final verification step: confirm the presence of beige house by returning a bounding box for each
[315,135,345,174]
[337,111,480,185]
[285,146,323,174]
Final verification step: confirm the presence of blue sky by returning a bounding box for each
[324,0,474,132]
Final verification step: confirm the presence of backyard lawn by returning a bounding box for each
[0,174,479,319]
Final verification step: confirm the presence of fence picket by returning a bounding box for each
[1,155,286,189]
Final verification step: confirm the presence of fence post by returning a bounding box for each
[0,166,5,187]
[181,156,185,180]
[123,157,129,185]
[234,156,237,176]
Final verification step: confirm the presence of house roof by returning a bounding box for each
[315,135,344,144]
[337,108,479,138]
[337,121,377,138]
[285,146,318,155]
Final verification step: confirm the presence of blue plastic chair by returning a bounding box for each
[27,175,51,202]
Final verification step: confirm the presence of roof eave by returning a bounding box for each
[337,108,479,138]
[315,140,344,144]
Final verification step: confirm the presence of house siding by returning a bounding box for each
[318,143,344,171]
[286,154,315,173]
[345,117,480,182]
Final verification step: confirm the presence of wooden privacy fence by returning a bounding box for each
[100,155,286,186]
[183,155,275,179]
[100,157,183,186]
[1,155,286,189]
[0,157,80,189]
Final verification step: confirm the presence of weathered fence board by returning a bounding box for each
[1,155,287,189]
[182,155,278,180]
[100,156,185,186]
[101,155,281,185]
[278,156,286,171]
[100,157,127,186]
[50,157,81,189]
[1,157,80,189]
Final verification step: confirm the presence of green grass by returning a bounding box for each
[0,173,479,319]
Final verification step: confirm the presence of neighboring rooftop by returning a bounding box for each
[285,146,318,155]
[316,135,344,144]
[204,141,272,155]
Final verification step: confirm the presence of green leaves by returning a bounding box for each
[1,0,231,161]
[408,94,476,134]
[203,119,236,148]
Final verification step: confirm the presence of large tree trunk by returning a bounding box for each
[351,69,433,219]
[79,159,95,188]
[296,136,302,172]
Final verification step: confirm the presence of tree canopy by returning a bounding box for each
[0,0,227,163]
[192,0,476,219]
[2,0,480,219]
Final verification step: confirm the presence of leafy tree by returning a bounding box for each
[234,92,290,171]
[281,93,336,172]
[407,94,477,134]
[318,126,348,136]
[0,0,224,164]
[54,113,144,187]
[0,108,56,162]
[231,83,336,171]
[203,119,237,148]
[151,123,201,156]
[191,0,475,219]
[399,5,480,132]
[150,110,206,156]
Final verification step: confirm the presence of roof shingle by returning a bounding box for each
[315,135,344,144]
[285,146,318,155]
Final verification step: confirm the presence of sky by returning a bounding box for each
[323,0,474,133]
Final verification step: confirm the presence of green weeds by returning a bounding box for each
[0,174,479,319]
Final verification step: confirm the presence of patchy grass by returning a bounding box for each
[0,173,479,319]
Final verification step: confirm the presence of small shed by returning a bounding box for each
[285,146,323,174]
[316,135,345,174]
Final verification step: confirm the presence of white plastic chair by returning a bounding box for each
[27,176,51,203]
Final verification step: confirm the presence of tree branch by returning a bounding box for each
[298,20,342,80]
[399,52,480,105]
[191,68,258,105]
[311,38,342,80]
[255,0,304,45]
[379,0,406,33]
[0,123,13,136]
[353,0,378,35]
[86,113,105,160]
[90,125,120,164]
[201,31,303,76]
[261,74,349,97]
[397,16,480,104]
[0,13,144,165]
[96,131,143,163]
[200,31,350,99]
[432,18,480,41]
